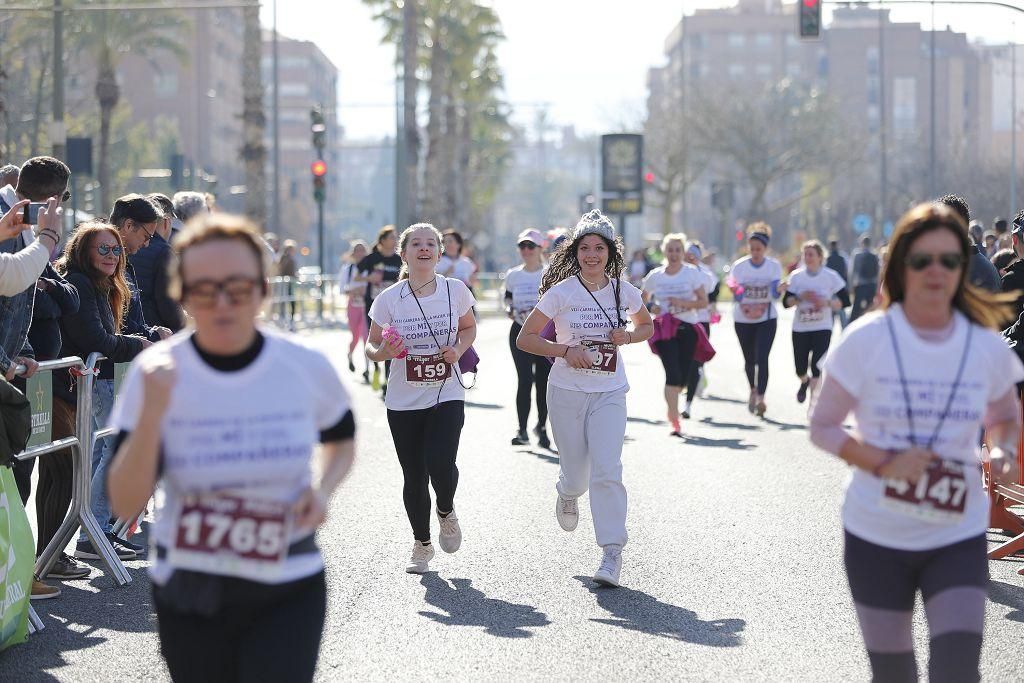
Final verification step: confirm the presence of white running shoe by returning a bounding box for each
[593,545,622,587]
[437,510,462,554]
[698,369,708,399]
[556,495,579,532]
[406,541,435,574]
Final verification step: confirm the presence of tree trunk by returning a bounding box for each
[402,0,420,225]
[95,51,119,216]
[241,4,267,225]
[423,26,447,224]
[441,78,458,230]
[30,44,49,157]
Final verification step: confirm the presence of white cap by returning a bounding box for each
[516,229,545,246]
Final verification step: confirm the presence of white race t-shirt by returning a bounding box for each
[821,305,1024,551]
[535,277,644,394]
[788,266,845,332]
[504,264,545,326]
[437,255,476,286]
[695,263,719,324]
[109,328,351,585]
[730,256,783,324]
[338,262,367,307]
[641,264,706,324]
[368,275,476,410]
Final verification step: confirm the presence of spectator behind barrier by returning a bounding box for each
[172,191,208,224]
[128,193,184,332]
[55,221,152,563]
[109,194,173,344]
[0,163,19,189]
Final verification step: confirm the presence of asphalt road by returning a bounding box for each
[4,310,1023,681]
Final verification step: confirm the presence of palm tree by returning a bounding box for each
[241,3,266,224]
[68,3,186,212]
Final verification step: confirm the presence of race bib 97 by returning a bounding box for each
[575,340,617,376]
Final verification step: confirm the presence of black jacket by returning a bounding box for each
[27,262,79,361]
[0,377,30,467]
[1001,259,1024,319]
[123,261,161,342]
[57,266,146,402]
[129,232,183,332]
[967,244,1001,293]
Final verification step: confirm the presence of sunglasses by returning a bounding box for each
[518,242,539,250]
[905,252,964,271]
[95,244,123,257]
[183,276,262,308]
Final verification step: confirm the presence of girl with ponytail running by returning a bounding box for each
[729,223,784,417]
[365,223,477,575]
[641,233,708,436]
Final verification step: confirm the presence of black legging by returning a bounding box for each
[792,330,832,379]
[844,531,987,683]
[387,401,464,542]
[35,397,76,556]
[734,319,777,395]
[850,283,876,322]
[509,322,550,432]
[155,570,326,682]
[686,322,710,403]
[654,322,697,387]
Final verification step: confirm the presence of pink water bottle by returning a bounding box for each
[382,325,408,358]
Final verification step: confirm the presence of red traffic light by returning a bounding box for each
[311,160,327,177]
[644,172,655,184]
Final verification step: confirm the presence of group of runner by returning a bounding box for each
[96,201,1021,682]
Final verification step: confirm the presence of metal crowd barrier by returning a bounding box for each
[13,354,134,635]
[265,271,508,332]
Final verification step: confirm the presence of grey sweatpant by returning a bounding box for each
[547,384,628,548]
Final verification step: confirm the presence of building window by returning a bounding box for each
[787,62,801,77]
[867,46,879,76]
[690,34,705,50]
[756,33,772,48]
[282,56,310,70]
[280,82,310,98]
[154,72,178,98]
[729,64,745,78]
[728,33,746,48]
[756,63,772,77]
[893,77,916,133]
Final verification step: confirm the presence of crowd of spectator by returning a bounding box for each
[0,156,212,600]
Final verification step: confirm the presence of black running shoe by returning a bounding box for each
[511,429,529,446]
[534,426,551,449]
[797,380,810,404]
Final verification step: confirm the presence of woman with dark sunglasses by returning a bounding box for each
[108,214,355,681]
[809,203,1023,683]
[504,229,550,447]
[51,222,153,568]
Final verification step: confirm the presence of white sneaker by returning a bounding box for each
[437,510,462,554]
[593,545,622,587]
[405,541,435,574]
[698,370,708,399]
[556,495,579,532]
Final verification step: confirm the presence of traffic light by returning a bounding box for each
[311,159,327,203]
[644,171,655,185]
[310,106,326,153]
[799,0,821,39]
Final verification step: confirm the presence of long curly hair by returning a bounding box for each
[540,232,626,295]
[56,221,132,331]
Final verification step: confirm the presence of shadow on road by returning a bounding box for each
[627,416,666,426]
[701,395,747,406]
[574,576,745,646]
[679,435,754,450]
[760,417,805,431]
[698,416,762,431]
[465,401,503,410]
[519,447,559,464]
[418,574,551,638]
[12,564,156,680]
[988,579,1024,622]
